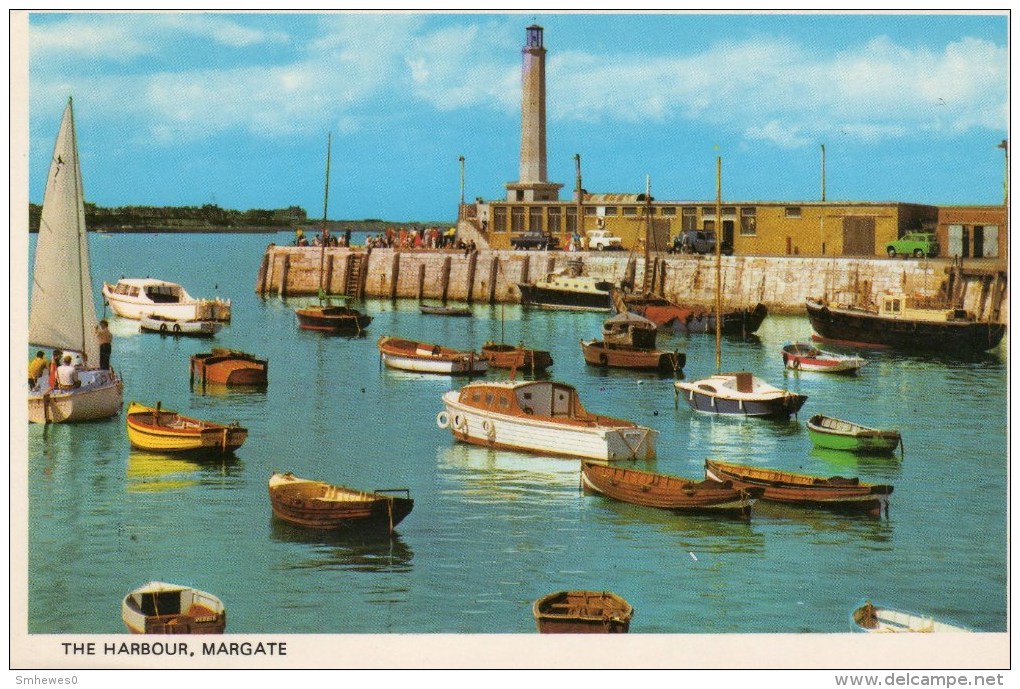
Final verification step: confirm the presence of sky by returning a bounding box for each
[17,11,1010,222]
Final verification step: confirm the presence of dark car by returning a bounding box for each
[511,232,560,250]
[668,230,733,256]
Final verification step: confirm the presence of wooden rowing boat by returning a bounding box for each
[533,590,634,633]
[295,303,372,333]
[581,340,686,374]
[126,401,248,455]
[480,343,554,371]
[581,461,761,519]
[121,581,226,634]
[807,414,902,454]
[189,348,268,387]
[704,459,893,516]
[377,335,488,375]
[851,601,971,633]
[782,342,865,375]
[268,472,413,533]
[420,304,472,317]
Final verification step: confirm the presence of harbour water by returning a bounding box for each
[24,232,1007,635]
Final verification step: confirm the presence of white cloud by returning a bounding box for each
[745,120,810,148]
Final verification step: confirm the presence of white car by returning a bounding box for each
[587,229,624,250]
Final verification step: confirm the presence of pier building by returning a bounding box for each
[455,25,1006,262]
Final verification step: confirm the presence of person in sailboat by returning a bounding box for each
[48,349,63,389]
[96,319,112,370]
[56,355,81,390]
[28,351,47,389]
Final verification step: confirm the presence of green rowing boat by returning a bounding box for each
[807,414,902,455]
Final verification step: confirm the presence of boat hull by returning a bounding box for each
[103,284,231,322]
[441,391,657,461]
[140,317,221,338]
[851,602,971,633]
[533,591,633,634]
[518,283,611,312]
[268,473,413,532]
[27,370,123,424]
[378,336,487,375]
[295,307,372,333]
[481,344,554,371]
[805,298,1006,353]
[581,461,758,518]
[190,351,268,386]
[581,341,686,373]
[705,460,892,516]
[626,300,768,337]
[806,415,901,454]
[677,387,807,418]
[126,403,247,455]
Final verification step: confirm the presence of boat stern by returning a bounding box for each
[604,426,658,461]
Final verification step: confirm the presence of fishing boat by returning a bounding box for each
[532,590,634,634]
[140,314,222,338]
[581,340,686,374]
[296,302,372,333]
[439,380,658,461]
[807,414,902,454]
[704,459,893,516]
[517,258,615,311]
[294,133,373,335]
[126,401,248,455]
[420,304,472,317]
[805,294,1006,353]
[102,278,231,322]
[581,461,761,519]
[377,335,488,375]
[28,98,123,424]
[851,601,971,633]
[782,342,865,374]
[481,342,554,371]
[675,372,807,418]
[618,290,769,337]
[189,349,268,387]
[268,472,413,534]
[121,581,226,634]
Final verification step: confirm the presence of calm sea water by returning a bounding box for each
[24,232,1008,634]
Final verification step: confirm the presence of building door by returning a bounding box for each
[722,220,735,248]
[973,226,985,258]
[981,225,999,258]
[947,224,964,256]
[842,216,875,256]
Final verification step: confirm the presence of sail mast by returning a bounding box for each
[317,133,332,296]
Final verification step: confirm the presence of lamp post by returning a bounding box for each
[458,155,465,211]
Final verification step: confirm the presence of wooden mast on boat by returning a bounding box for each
[316,133,332,301]
[574,153,583,246]
[715,156,722,370]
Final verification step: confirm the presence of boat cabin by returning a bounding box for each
[602,312,658,348]
[878,293,973,323]
[110,279,187,304]
[458,380,623,423]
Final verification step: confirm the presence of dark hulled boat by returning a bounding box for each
[580,340,686,374]
[296,303,373,333]
[805,295,1005,353]
[481,343,554,371]
[675,372,807,419]
[518,258,615,311]
[618,290,768,337]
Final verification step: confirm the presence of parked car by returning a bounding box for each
[511,232,560,250]
[887,232,939,258]
[668,230,733,256]
[585,229,624,251]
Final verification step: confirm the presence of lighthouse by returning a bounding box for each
[506,25,563,203]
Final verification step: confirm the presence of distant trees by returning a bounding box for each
[28,202,309,232]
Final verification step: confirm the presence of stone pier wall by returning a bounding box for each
[255,246,1008,319]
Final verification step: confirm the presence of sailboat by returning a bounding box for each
[294,133,372,334]
[28,98,123,424]
[673,159,805,419]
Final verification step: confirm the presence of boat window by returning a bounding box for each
[129,287,139,296]
[499,396,510,408]
[484,393,494,405]
[471,392,481,403]
[697,384,717,393]
[889,299,901,313]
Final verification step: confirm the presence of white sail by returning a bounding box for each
[28,98,100,365]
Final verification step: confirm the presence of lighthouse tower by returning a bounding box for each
[506,25,562,203]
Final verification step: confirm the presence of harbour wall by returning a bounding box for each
[255,245,1009,320]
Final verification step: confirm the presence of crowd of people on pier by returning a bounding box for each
[294,225,474,252]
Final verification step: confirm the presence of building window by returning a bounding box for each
[701,206,716,217]
[584,207,597,216]
[604,206,618,216]
[622,206,638,216]
[703,220,716,231]
[548,207,561,234]
[660,206,676,216]
[493,207,507,233]
[785,206,801,218]
[566,207,577,233]
[682,206,697,231]
[529,206,543,232]
[722,206,736,217]
[740,207,757,236]
[511,207,525,233]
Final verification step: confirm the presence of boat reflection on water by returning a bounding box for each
[751,499,895,543]
[436,443,580,504]
[269,522,414,574]
[126,450,242,493]
[676,410,802,464]
[809,447,904,482]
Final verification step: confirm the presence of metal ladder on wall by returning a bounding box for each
[345,253,365,299]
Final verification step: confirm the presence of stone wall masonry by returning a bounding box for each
[256,246,1008,320]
